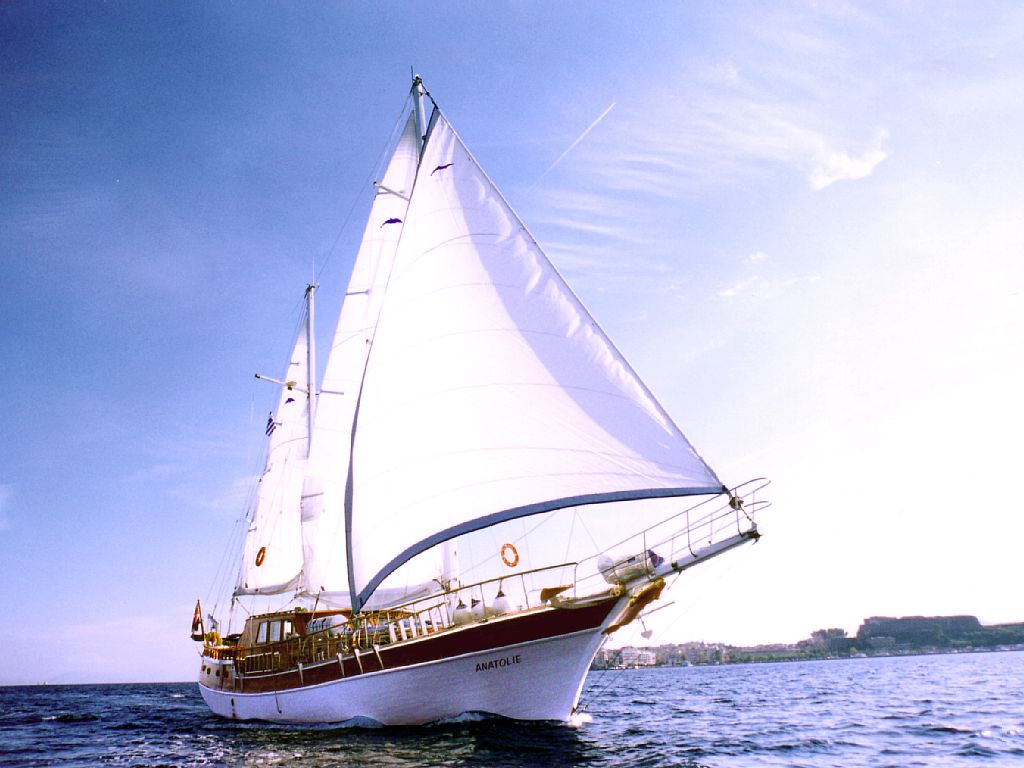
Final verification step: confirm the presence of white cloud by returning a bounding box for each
[717,274,822,302]
[699,60,741,87]
[717,277,756,299]
[126,463,182,483]
[809,128,890,190]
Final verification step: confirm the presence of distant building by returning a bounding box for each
[809,628,857,655]
[620,646,657,667]
[865,635,896,651]
[589,614,1024,671]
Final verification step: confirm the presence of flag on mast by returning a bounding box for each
[190,599,206,641]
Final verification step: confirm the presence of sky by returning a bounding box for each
[1,2,1022,684]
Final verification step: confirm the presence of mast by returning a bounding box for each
[305,283,316,453]
[345,76,443,614]
[412,74,428,154]
[411,74,458,591]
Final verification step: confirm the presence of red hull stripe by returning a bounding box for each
[219,599,617,695]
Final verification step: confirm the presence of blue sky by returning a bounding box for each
[2,2,1022,684]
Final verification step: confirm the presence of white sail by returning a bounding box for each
[347,112,725,609]
[298,112,422,605]
[235,313,310,596]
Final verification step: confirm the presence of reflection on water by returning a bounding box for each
[217,715,601,767]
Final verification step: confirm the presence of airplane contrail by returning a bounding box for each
[533,101,616,187]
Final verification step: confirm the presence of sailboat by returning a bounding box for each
[193,76,768,725]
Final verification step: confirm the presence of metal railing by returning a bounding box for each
[575,478,769,594]
[227,561,579,677]
[221,480,769,678]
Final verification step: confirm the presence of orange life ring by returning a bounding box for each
[500,543,519,568]
[255,546,267,567]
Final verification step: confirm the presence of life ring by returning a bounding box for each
[500,543,519,568]
[255,546,267,567]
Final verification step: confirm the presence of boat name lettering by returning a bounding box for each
[475,654,521,672]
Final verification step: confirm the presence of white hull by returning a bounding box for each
[199,626,606,725]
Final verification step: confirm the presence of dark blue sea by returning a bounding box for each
[2,651,1023,767]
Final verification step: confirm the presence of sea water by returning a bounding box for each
[2,651,1022,767]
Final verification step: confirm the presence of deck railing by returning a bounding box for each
[574,477,769,595]
[219,480,768,678]
[224,561,577,676]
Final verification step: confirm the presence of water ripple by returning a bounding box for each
[2,652,1024,766]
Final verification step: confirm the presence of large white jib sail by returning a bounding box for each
[344,95,726,611]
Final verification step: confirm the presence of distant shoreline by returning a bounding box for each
[596,645,1024,671]
[595,614,1024,669]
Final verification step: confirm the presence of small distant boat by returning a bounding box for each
[192,76,768,725]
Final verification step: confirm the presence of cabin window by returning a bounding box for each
[269,621,282,643]
[283,619,294,639]
[256,622,268,644]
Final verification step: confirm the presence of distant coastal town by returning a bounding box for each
[594,615,1024,668]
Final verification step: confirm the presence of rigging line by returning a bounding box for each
[581,555,733,714]
[577,490,729,570]
[579,667,623,714]
[207,346,297,616]
[206,466,263,616]
[457,509,561,577]
[577,637,632,714]
[575,508,603,558]
[206,516,243,606]
[315,92,415,286]
[205,389,275,615]
[562,511,577,567]
[655,544,752,641]
[213,464,260,607]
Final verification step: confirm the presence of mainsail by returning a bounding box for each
[235,308,311,596]
[345,108,726,611]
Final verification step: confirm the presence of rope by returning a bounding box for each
[576,637,631,714]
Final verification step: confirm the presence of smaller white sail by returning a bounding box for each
[299,112,428,606]
[235,312,310,596]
